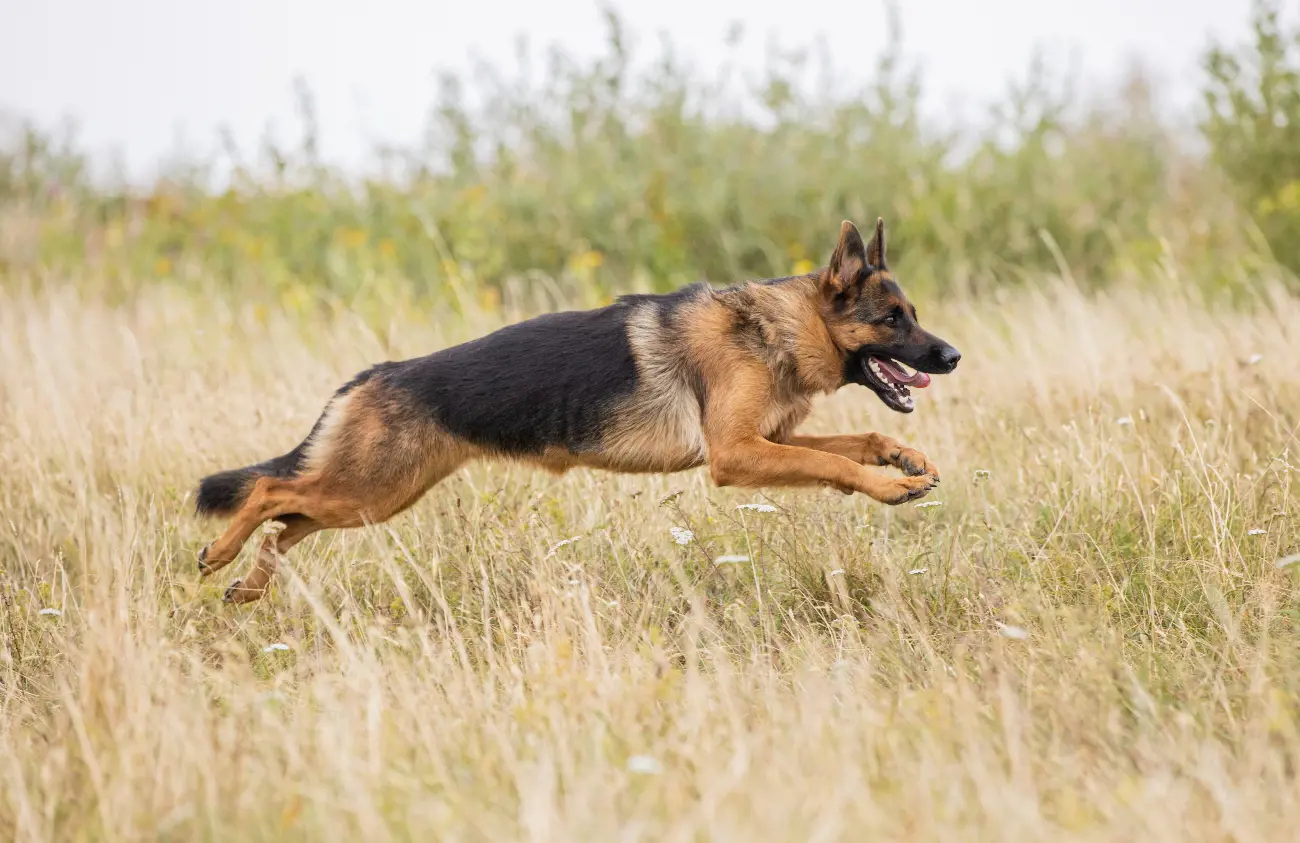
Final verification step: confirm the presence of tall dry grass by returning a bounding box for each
[2,265,1299,842]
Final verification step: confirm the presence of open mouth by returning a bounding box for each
[861,356,931,413]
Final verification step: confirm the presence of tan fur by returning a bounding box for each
[201,381,474,584]
[821,270,901,352]
[301,389,355,474]
[600,304,711,472]
[688,338,936,502]
[785,433,937,477]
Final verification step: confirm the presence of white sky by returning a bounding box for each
[0,0,1255,180]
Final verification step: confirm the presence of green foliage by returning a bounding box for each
[1203,0,1300,272]
[0,12,1268,303]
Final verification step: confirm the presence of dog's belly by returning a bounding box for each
[758,395,814,444]
[594,389,709,473]
[591,390,812,474]
[535,438,704,476]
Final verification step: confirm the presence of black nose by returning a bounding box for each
[937,346,961,372]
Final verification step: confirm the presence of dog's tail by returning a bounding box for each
[195,443,309,517]
[195,367,384,517]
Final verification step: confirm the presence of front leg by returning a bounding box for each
[784,433,939,478]
[708,438,937,504]
[697,363,937,504]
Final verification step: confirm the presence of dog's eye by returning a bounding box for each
[883,315,897,327]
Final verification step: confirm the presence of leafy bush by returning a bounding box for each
[1203,0,1300,273]
[0,9,1279,303]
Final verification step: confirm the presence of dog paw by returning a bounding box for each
[881,473,939,505]
[893,448,938,478]
[223,579,263,604]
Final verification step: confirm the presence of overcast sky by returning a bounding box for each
[0,0,1257,179]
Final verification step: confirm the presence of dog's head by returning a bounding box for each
[820,218,961,413]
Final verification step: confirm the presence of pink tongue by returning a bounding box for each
[875,357,931,388]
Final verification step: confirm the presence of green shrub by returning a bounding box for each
[0,9,1278,302]
[1203,0,1300,273]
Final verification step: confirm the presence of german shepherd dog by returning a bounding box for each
[196,218,960,603]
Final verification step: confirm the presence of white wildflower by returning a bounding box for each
[829,569,845,576]
[1248,528,1267,537]
[669,526,694,545]
[915,501,942,509]
[1247,353,1263,365]
[1116,416,1134,427]
[997,623,1029,641]
[262,643,291,653]
[909,568,928,575]
[626,755,662,774]
[736,503,777,513]
[713,554,750,565]
[39,608,63,617]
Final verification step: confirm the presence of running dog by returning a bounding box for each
[195,218,961,602]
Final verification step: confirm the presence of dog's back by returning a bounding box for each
[377,303,642,455]
[197,284,720,521]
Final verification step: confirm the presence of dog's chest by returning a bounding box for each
[758,393,813,443]
[646,391,808,468]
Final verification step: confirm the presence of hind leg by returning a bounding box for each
[198,473,367,578]
[198,475,307,577]
[223,515,323,604]
[219,463,461,604]
[203,379,474,591]
[197,464,443,579]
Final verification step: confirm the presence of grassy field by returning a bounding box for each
[2,265,1300,841]
[2,5,1299,838]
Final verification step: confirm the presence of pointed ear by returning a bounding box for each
[867,217,886,268]
[825,220,867,296]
